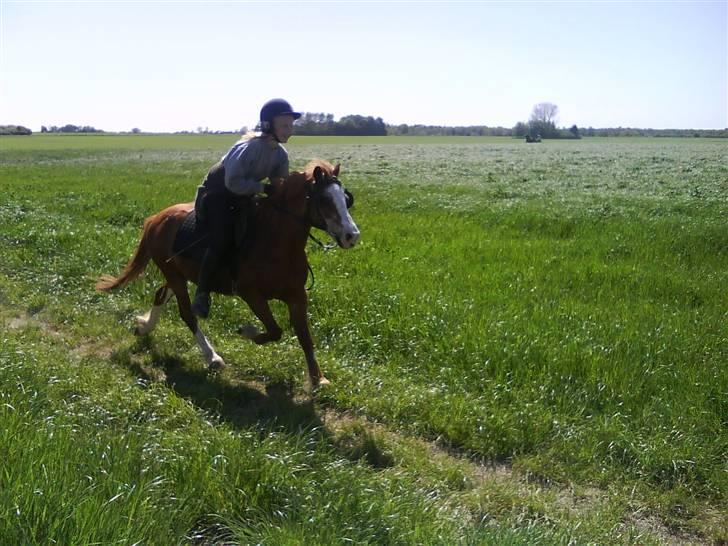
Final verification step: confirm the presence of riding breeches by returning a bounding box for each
[196,191,253,259]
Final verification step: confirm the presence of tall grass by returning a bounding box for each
[0,327,476,544]
[1,134,726,542]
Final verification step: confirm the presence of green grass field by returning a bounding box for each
[1,134,726,544]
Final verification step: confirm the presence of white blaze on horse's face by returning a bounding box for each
[323,183,360,249]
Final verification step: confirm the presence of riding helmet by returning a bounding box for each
[260,98,302,132]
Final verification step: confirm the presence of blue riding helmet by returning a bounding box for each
[260,99,302,132]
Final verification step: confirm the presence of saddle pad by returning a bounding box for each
[172,211,209,262]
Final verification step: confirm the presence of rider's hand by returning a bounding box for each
[266,177,285,195]
[263,183,276,196]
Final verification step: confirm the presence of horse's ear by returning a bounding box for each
[333,164,340,177]
[313,166,325,185]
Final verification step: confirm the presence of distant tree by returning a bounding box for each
[0,125,32,135]
[569,124,580,138]
[131,128,141,134]
[513,121,529,137]
[295,112,337,135]
[529,102,559,138]
[41,126,48,133]
[531,102,558,125]
[335,115,386,136]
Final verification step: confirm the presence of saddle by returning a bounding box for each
[172,208,256,265]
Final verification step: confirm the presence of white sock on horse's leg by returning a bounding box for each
[194,327,225,370]
[136,288,173,335]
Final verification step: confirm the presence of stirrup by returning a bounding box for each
[192,291,211,318]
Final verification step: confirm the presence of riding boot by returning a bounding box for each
[234,208,248,251]
[192,248,218,318]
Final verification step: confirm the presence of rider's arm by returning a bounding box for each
[261,147,289,196]
[222,140,267,196]
[269,148,290,182]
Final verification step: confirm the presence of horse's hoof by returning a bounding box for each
[208,356,226,371]
[237,324,260,340]
[134,316,147,336]
[307,376,331,392]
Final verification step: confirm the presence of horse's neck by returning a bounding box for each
[253,201,310,254]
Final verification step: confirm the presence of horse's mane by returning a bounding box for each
[303,159,336,181]
[261,159,336,209]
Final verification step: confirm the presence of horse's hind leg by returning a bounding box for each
[135,285,173,335]
[238,294,282,345]
[166,274,225,371]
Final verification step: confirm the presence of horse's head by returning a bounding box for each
[304,160,360,249]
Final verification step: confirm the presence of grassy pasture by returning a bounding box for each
[0,134,726,543]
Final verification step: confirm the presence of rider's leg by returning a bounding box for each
[192,194,234,318]
[192,247,220,318]
[233,196,254,251]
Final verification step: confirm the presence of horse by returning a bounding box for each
[96,159,360,388]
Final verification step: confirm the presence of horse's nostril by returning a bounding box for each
[345,232,353,241]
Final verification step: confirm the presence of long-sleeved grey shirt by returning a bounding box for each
[221,136,289,195]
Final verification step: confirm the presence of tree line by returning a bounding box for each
[41,125,104,133]
[0,125,32,135]
[294,113,387,136]
[387,124,513,136]
[295,108,727,138]
[4,114,726,138]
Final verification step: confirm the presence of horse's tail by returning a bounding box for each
[95,219,153,292]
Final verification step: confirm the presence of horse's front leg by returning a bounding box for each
[166,274,225,371]
[238,294,283,345]
[287,292,329,389]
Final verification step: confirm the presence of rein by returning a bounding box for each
[269,198,336,251]
[268,199,333,291]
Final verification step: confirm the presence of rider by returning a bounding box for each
[191,98,302,318]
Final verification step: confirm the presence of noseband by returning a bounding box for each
[307,175,354,231]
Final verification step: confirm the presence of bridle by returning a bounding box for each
[307,175,354,231]
[271,174,353,235]
[269,173,355,290]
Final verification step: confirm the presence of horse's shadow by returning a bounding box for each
[112,335,324,434]
[113,335,396,470]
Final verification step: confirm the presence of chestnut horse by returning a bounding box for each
[96,160,360,388]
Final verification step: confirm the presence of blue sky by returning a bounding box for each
[2,1,726,132]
